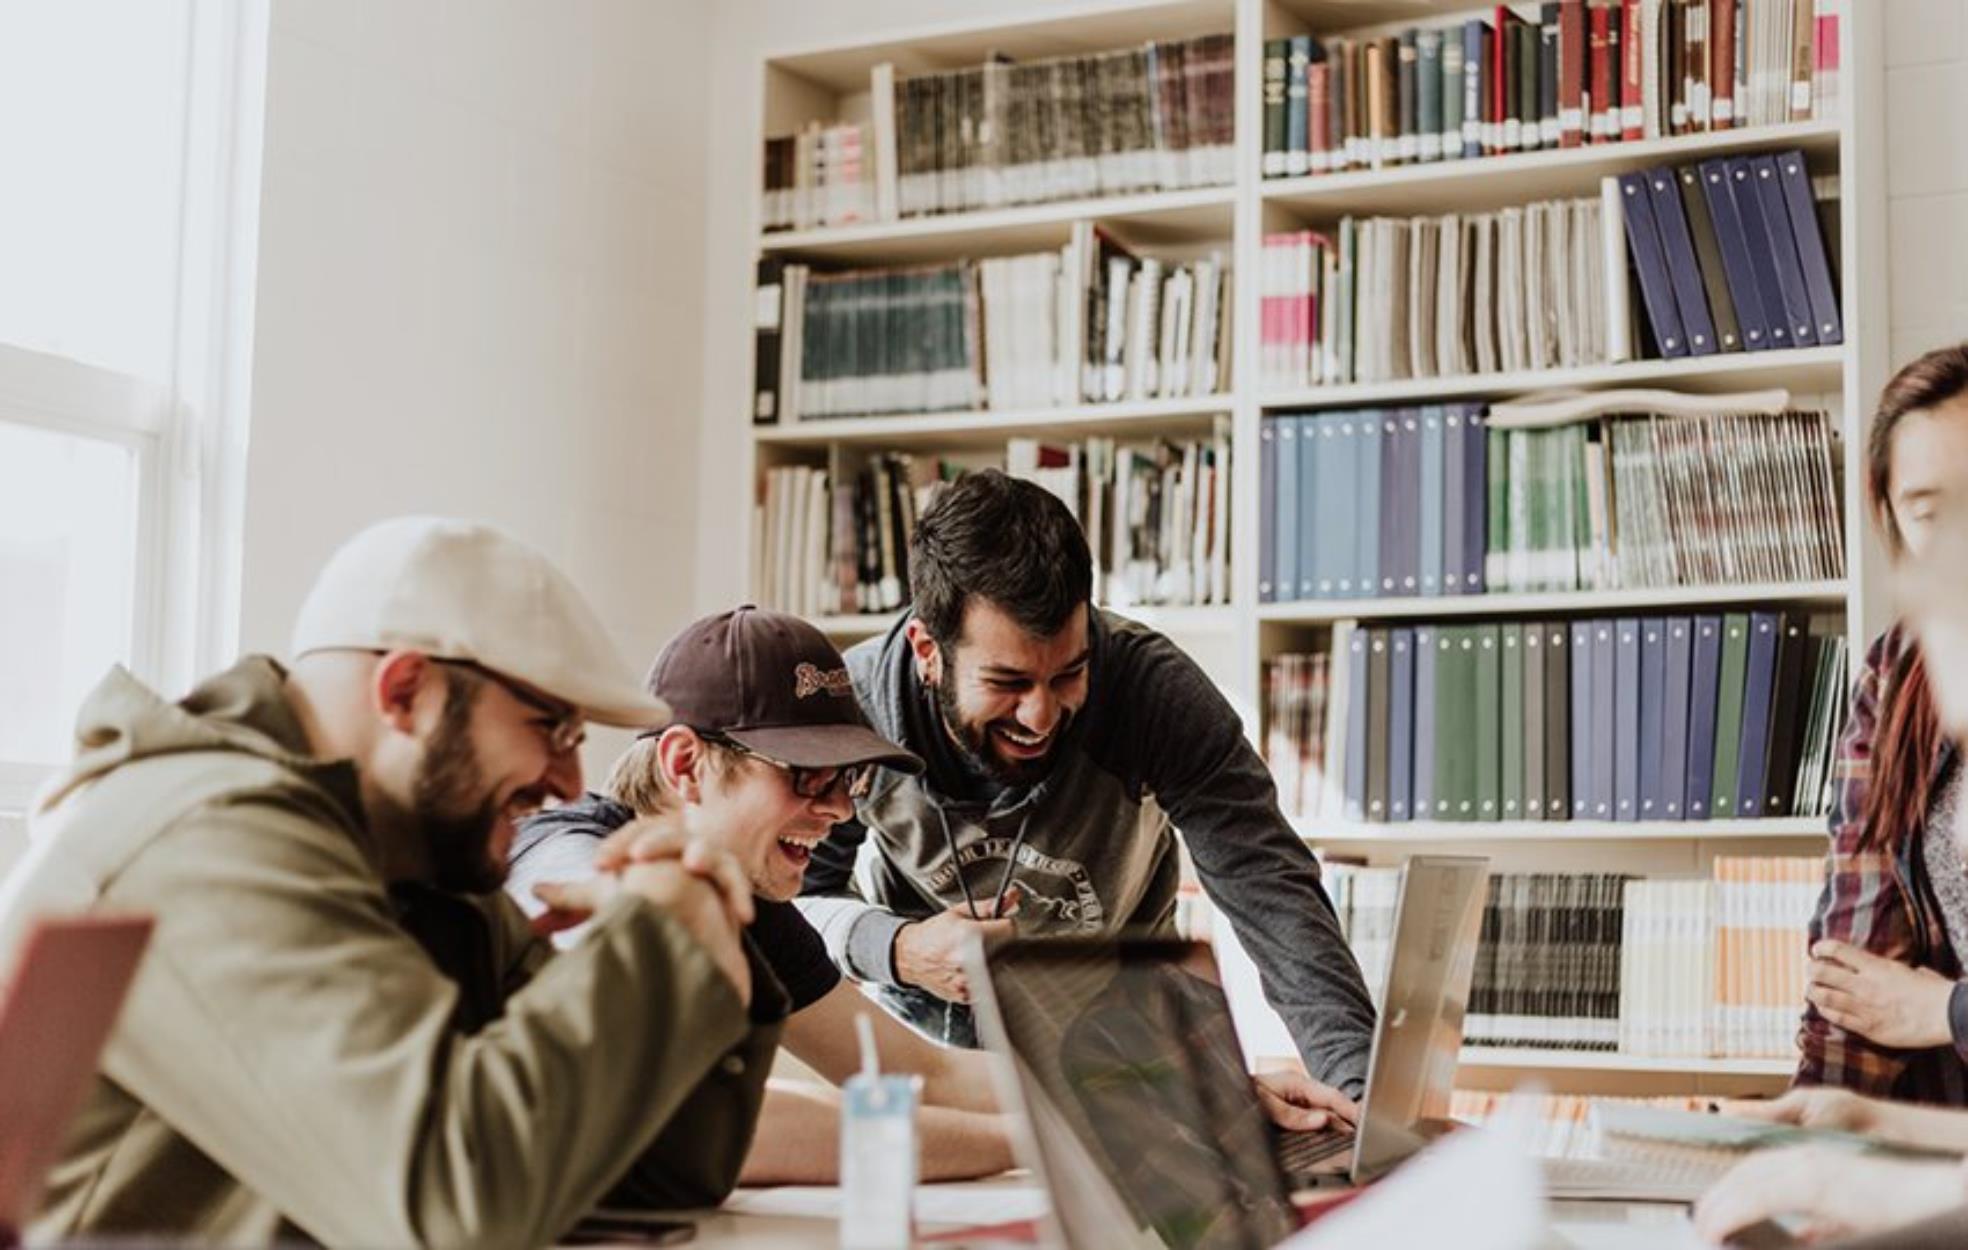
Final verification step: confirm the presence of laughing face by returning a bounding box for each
[661,729,857,902]
[911,599,1090,787]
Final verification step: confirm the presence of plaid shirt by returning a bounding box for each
[1795,624,1968,1105]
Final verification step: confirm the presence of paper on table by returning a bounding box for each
[724,1184,1049,1228]
[1276,1107,1545,1250]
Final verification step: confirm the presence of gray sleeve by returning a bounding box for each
[795,812,909,986]
[1128,637,1377,1096]
[503,832,606,952]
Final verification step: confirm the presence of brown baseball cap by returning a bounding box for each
[644,606,923,774]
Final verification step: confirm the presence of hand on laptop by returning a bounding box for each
[1721,1088,1881,1135]
[1693,1145,1968,1244]
[1252,1068,1359,1132]
[894,888,1021,1003]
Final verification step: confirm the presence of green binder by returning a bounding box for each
[1475,623,1502,821]
[1710,613,1751,819]
[1502,623,1525,819]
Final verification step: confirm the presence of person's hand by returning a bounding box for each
[1252,1068,1359,1132]
[1719,1087,1882,1135]
[1806,940,1955,1049]
[893,889,1020,1003]
[1694,1146,1965,1243]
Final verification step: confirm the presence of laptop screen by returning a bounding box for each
[979,938,1299,1250]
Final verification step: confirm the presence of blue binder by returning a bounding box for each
[1748,154,1818,349]
[1393,410,1422,596]
[1357,415,1383,601]
[1314,415,1349,597]
[1645,167,1719,355]
[1274,417,1300,601]
[1727,157,1796,351]
[1684,615,1724,820]
[1776,150,1843,346]
[1697,158,1775,351]
[1638,618,1667,820]
[1734,611,1783,820]
[1258,419,1279,603]
[1614,619,1640,822]
[1660,617,1694,819]
[1378,413,1402,595]
[1570,619,1594,818]
[1420,407,1446,596]
[1591,619,1616,820]
[1617,171,1688,358]
[1299,413,1324,600]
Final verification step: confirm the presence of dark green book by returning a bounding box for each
[1710,613,1751,818]
[1502,623,1526,819]
[1542,620,1570,820]
[1524,620,1546,821]
[1438,625,1478,820]
[1475,623,1503,821]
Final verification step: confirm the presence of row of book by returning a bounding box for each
[760,34,1236,233]
[1619,153,1843,360]
[1261,0,1840,179]
[1008,426,1233,609]
[1328,857,1821,1058]
[760,122,874,234]
[1257,403,1843,604]
[751,430,1234,615]
[1258,195,1614,392]
[1263,612,1849,825]
[753,235,1231,424]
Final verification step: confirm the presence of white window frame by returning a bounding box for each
[0,0,267,814]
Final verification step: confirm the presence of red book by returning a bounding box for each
[1493,5,1524,155]
[1711,0,1736,128]
[1620,0,1643,140]
[1588,2,1613,141]
[1559,0,1586,146]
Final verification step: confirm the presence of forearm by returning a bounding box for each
[919,1047,1002,1113]
[1875,1101,1968,1154]
[739,1083,1015,1184]
[795,895,910,985]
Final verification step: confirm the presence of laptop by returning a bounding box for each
[967,855,1489,1250]
[0,914,153,1242]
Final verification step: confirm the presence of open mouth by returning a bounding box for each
[776,831,824,866]
[992,723,1053,759]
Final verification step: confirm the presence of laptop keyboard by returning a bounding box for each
[1276,1124,1356,1180]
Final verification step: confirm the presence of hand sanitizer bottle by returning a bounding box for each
[840,1012,919,1250]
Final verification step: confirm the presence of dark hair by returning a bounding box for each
[1861,344,1968,852]
[908,469,1093,646]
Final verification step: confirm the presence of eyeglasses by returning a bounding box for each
[702,733,875,802]
[436,659,586,756]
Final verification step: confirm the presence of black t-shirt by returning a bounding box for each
[509,792,843,1012]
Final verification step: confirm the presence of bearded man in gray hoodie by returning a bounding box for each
[796,470,1377,1116]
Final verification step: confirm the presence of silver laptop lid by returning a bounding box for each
[1350,854,1490,1182]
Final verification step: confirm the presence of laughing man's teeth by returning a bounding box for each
[778,833,824,849]
[998,726,1048,747]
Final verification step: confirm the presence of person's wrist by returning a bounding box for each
[891,919,921,989]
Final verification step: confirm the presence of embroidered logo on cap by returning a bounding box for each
[794,662,853,699]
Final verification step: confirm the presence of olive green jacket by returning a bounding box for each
[0,657,784,1247]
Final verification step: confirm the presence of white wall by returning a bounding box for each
[1884,0,1968,366]
[242,0,711,774]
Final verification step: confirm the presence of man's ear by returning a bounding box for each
[904,617,942,685]
[655,725,708,804]
[372,651,433,735]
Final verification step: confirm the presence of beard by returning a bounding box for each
[412,678,504,894]
[931,661,1071,788]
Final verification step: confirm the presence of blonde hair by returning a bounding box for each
[604,732,734,816]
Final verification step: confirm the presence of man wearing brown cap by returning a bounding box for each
[509,606,1019,1183]
[0,517,780,1247]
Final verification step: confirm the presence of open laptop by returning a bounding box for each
[0,914,153,1242]
[967,855,1489,1250]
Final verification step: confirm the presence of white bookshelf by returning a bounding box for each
[744,0,1888,1099]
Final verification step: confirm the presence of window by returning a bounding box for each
[0,2,267,810]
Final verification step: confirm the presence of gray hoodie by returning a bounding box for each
[795,610,1375,1096]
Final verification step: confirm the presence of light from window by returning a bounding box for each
[0,423,141,764]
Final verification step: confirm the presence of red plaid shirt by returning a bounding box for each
[1795,624,1968,1105]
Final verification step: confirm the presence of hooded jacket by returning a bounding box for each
[795,610,1375,1096]
[0,657,783,1247]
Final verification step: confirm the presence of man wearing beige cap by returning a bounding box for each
[0,517,783,1248]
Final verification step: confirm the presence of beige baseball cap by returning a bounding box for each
[290,516,669,729]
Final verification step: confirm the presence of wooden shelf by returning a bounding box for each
[1459,1048,1793,1076]
[1258,580,1850,624]
[1260,345,1844,410]
[754,395,1232,450]
[807,604,1237,638]
[1262,120,1841,218]
[758,186,1235,264]
[1298,816,1825,842]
